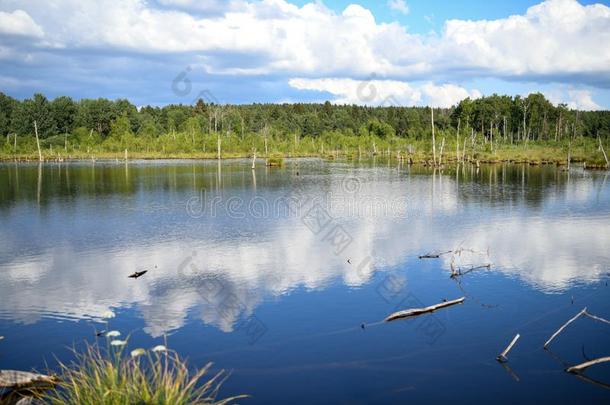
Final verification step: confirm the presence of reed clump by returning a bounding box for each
[44,343,244,405]
[266,155,284,167]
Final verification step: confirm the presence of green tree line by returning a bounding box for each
[1,92,609,162]
[3,92,609,139]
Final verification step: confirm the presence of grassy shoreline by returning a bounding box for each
[2,143,608,169]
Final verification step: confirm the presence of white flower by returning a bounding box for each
[102,310,115,319]
[130,348,146,358]
[151,345,167,353]
[106,331,121,338]
[110,340,127,347]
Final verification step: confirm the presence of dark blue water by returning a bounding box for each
[1,159,610,403]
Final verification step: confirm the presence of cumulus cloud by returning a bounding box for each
[0,0,608,105]
[0,9,43,38]
[288,77,481,107]
[439,0,610,82]
[543,87,602,110]
[388,0,409,15]
[0,0,608,82]
[565,90,602,110]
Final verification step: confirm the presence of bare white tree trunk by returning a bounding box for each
[34,120,42,162]
[599,135,609,168]
[456,118,461,163]
[217,134,221,160]
[431,108,436,166]
[264,125,269,157]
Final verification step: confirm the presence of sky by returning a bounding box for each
[0,0,609,109]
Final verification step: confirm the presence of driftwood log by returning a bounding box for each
[385,297,465,322]
[0,370,59,390]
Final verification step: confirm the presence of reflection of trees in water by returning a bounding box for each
[1,161,606,212]
[0,160,339,213]
[450,163,607,209]
[0,160,609,336]
[0,161,265,210]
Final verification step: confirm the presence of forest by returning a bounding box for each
[1,91,609,166]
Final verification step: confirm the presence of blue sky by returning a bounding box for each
[292,0,579,32]
[0,0,609,109]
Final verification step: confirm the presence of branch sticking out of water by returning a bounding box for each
[543,307,610,349]
[496,334,520,363]
[384,297,465,322]
[544,308,588,349]
[567,356,610,374]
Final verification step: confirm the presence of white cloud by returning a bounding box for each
[420,83,482,108]
[388,0,409,15]
[0,0,609,106]
[565,89,602,110]
[0,9,43,38]
[0,0,608,84]
[288,77,480,107]
[438,0,610,79]
[543,87,602,110]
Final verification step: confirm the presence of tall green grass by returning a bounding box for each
[44,343,245,405]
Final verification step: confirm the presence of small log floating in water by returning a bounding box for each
[385,297,465,322]
[0,370,59,389]
[128,270,147,279]
[496,334,520,363]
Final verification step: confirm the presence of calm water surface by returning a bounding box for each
[1,159,610,403]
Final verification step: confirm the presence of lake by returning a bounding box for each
[1,159,609,403]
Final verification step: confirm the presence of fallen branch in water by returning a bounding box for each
[451,264,492,278]
[418,250,452,259]
[419,247,488,258]
[496,334,520,363]
[566,356,610,374]
[544,307,610,348]
[385,297,465,322]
